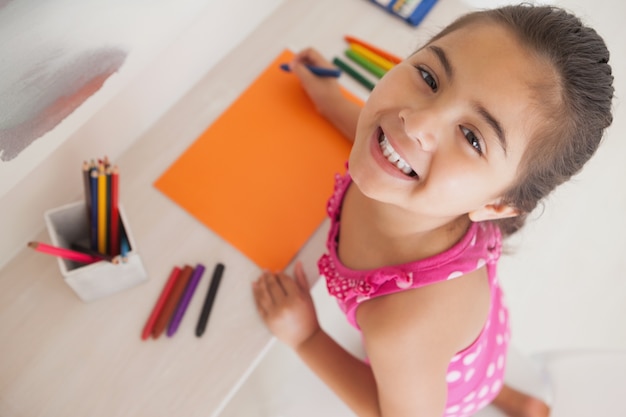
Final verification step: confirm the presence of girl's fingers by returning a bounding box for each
[253,271,287,312]
[266,272,287,299]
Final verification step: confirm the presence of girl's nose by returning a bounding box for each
[399,107,439,153]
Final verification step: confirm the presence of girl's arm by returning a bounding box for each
[288,48,362,142]
[252,263,490,417]
[253,263,381,415]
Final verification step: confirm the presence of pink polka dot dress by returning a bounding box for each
[318,171,510,416]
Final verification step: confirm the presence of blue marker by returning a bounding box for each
[280,63,341,78]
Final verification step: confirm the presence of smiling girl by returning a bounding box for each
[252,5,614,416]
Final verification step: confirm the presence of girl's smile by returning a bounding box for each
[371,127,419,180]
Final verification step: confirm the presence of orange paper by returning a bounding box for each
[155,50,360,270]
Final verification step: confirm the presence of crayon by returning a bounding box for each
[344,35,402,64]
[345,49,387,78]
[332,57,376,91]
[348,43,396,71]
[167,264,205,337]
[141,266,182,340]
[196,263,225,337]
[152,265,194,338]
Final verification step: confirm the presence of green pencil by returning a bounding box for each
[332,57,376,91]
[345,49,387,78]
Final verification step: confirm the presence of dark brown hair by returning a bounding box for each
[431,4,614,236]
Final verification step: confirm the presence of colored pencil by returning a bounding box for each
[89,167,99,250]
[167,264,206,337]
[279,63,342,78]
[70,242,116,262]
[28,241,102,264]
[348,43,396,71]
[345,49,387,78]
[196,263,225,337]
[152,265,194,338]
[332,57,376,91]
[109,165,120,256]
[97,164,107,254]
[120,226,130,261]
[344,35,402,64]
[141,266,182,340]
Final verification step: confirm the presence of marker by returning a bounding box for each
[141,266,181,340]
[152,265,194,338]
[167,264,205,337]
[345,49,387,78]
[332,57,376,91]
[279,63,341,78]
[344,35,402,64]
[195,263,225,337]
[348,44,395,72]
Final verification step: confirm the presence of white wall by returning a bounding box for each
[0,0,284,268]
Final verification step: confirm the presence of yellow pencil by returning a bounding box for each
[348,44,396,71]
[97,164,107,254]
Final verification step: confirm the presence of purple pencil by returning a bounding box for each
[167,263,206,337]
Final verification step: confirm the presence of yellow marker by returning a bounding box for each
[348,43,396,72]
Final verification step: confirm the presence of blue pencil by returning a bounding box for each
[89,170,98,250]
[279,63,341,78]
[120,226,130,261]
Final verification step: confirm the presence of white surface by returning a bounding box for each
[1,0,625,415]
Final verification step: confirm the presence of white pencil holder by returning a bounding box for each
[44,201,148,302]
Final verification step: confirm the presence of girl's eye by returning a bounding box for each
[418,67,438,92]
[461,126,483,155]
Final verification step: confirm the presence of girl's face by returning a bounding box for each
[349,22,550,227]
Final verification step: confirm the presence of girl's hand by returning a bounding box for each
[287,48,345,117]
[252,262,321,349]
[287,47,362,141]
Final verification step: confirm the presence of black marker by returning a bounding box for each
[195,263,225,337]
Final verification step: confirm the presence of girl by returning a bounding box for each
[252,4,614,417]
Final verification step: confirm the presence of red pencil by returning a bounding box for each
[344,35,402,64]
[28,241,103,264]
[109,165,120,256]
[141,266,182,340]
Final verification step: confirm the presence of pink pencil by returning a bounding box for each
[141,266,182,340]
[28,241,103,264]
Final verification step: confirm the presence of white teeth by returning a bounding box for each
[379,134,416,176]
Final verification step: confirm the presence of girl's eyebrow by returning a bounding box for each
[427,45,454,80]
[428,44,508,155]
[474,104,508,155]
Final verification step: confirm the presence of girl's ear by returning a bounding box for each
[469,202,520,222]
